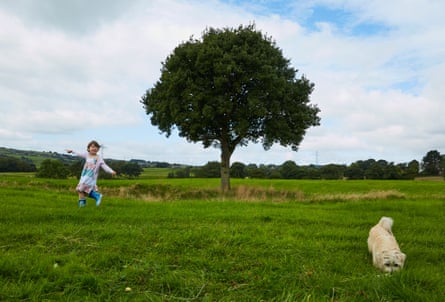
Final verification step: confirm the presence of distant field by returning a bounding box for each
[1,173,444,301]
[140,167,174,179]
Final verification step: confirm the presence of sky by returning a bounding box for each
[1,0,444,166]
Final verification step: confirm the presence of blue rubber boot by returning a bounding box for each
[78,199,86,208]
[89,191,103,207]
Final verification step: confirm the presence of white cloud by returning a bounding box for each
[0,0,444,165]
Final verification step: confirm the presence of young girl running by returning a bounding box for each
[66,140,116,207]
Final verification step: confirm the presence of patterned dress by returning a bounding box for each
[71,152,115,194]
[77,156,99,193]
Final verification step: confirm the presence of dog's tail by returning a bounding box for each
[378,216,394,233]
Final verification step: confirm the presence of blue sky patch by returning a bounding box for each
[305,5,391,36]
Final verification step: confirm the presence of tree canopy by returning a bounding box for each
[36,159,69,179]
[421,150,443,176]
[141,24,320,191]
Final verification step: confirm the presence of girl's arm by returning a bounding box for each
[100,159,117,176]
[65,150,87,159]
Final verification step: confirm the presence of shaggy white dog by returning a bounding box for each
[367,217,406,273]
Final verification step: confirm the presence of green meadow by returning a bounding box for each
[1,172,444,301]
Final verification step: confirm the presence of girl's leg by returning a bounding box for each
[78,191,87,207]
[88,190,103,207]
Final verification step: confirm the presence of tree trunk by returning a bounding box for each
[220,142,232,192]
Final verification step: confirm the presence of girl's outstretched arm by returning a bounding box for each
[65,150,87,158]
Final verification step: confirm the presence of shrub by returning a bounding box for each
[36,159,69,179]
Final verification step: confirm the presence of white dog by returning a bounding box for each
[367,217,406,273]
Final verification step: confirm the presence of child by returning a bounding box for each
[66,140,116,207]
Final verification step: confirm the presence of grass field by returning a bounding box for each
[1,173,444,301]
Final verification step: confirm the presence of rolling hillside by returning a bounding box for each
[0,147,78,168]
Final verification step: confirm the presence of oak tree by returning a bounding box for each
[141,24,320,191]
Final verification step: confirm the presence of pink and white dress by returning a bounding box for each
[71,152,115,194]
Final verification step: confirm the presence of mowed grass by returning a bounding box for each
[0,174,444,301]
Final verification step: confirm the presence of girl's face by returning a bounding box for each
[88,144,100,155]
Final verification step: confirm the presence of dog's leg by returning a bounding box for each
[372,249,379,267]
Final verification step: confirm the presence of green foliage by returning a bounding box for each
[344,162,365,179]
[141,24,320,190]
[343,159,420,180]
[193,161,221,178]
[68,159,83,179]
[230,161,247,178]
[36,159,69,179]
[320,164,346,179]
[167,166,191,178]
[280,160,300,179]
[244,163,269,179]
[109,160,143,178]
[1,174,445,301]
[0,156,36,172]
[421,150,442,176]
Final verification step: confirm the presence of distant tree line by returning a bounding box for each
[175,159,419,180]
[170,150,445,180]
[2,149,444,180]
[33,159,143,179]
[0,156,36,172]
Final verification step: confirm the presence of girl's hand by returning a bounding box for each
[111,171,117,176]
[65,149,73,154]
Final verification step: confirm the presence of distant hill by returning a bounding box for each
[0,147,185,169]
[0,147,78,168]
